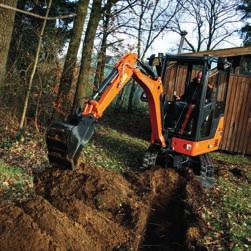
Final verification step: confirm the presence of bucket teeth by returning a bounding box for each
[46,116,96,170]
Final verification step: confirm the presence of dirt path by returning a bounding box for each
[0,164,206,251]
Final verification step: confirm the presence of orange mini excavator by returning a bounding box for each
[46,52,231,185]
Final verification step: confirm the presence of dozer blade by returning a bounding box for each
[46,115,96,170]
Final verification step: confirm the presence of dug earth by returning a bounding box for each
[0,164,206,250]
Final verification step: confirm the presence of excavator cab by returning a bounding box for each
[145,54,231,186]
[162,55,230,143]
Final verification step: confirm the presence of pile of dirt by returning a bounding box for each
[0,164,206,250]
[0,197,100,250]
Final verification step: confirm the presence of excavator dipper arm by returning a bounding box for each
[46,52,166,169]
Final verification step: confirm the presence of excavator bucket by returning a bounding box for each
[46,115,96,170]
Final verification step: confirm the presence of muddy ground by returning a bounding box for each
[0,163,208,251]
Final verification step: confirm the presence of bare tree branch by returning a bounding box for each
[0,3,76,20]
[172,0,240,51]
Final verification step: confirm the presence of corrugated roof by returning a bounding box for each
[183,46,251,57]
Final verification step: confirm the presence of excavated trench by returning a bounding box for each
[0,164,207,251]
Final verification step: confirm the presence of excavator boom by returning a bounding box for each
[46,53,166,169]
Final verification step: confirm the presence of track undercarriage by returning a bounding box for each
[141,147,215,187]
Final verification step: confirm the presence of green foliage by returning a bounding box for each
[9,0,76,70]
[0,160,34,202]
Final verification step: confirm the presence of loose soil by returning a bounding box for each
[0,164,207,251]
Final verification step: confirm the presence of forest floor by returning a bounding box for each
[0,108,250,250]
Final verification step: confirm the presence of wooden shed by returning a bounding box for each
[164,46,251,155]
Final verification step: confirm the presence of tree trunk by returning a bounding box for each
[0,0,17,89]
[56,0,90,112]
[93,1,113,90]
[72,0,102,112]
[127,5,143,113]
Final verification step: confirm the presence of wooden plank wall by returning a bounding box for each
[163,69,251,155]
[221,74,251,154]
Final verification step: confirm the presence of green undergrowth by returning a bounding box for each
[211,152,251,166]
[82,124,148,172]
[80,109,150,172]
[220,177,250,250]
[203,176,251,250]
[0,160,34,202]
[204,153,251,250]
